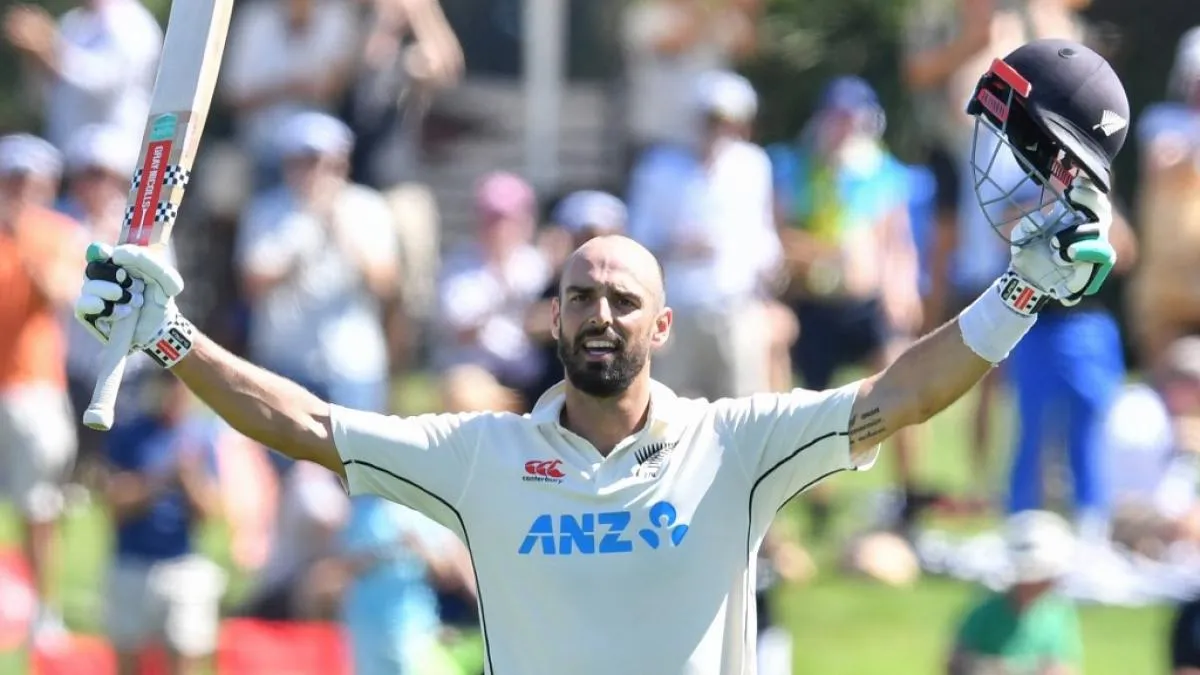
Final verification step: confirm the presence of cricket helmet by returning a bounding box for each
[965,39,1129,247]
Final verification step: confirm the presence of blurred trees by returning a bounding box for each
[741,0,920,154]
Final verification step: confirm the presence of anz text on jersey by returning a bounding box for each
[518,501,689,556]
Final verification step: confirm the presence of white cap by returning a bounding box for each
[276,111,354,159]
[64,124,140,177]
[1005,510,1075,584]
[552,190,627,234]
[1163,335,1200,381]
[1170,27,1200,98]
[0,133,62,178]
[695,70,758,122]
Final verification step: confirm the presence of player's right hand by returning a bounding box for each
[74,242,186,356]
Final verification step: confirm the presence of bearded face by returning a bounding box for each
[556,317,650,398]
[551,236,671,399]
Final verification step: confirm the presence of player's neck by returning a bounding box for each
[561,379,653,457]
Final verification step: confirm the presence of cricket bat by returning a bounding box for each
[82,0,234,431]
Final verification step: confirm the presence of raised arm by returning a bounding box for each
[172,333,341,475]
[848,179,1118,459]
[848,313,993,459]
[74,241,485,516]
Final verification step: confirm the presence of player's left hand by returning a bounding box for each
[1008,176,1116,308]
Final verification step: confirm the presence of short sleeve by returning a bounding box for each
[953,599,987,650]
[1047,603,1083,665]
[1171,598,1200,668]
[625,151,677,253]
[720,381,877,514]
[331,405,483,522]
[235,195,306,277]
[766,143,796,208]
[338,188,397,267]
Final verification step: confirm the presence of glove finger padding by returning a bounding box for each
[1060,177,1117,298]
[111,245,184,297]
[1067,240,1116,296]
[1064,177,1111,232]
[1007,175,1117,306]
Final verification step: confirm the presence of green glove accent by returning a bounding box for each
[1069,240,1116,296]
[86,242,113,263]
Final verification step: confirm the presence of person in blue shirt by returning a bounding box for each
[103,370,225,675]
[339,495,478,675]
[767,76,928,535]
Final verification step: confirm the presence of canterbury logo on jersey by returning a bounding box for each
[633,441,678,478]
[523,459,565,483]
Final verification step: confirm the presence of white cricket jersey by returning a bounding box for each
[333,379,878,675]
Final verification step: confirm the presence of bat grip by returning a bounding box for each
[82,311,139,431]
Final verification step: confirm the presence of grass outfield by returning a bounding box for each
[0,379,1173,673]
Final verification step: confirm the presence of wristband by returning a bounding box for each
[958,270,1041,364]
[142,314,196,369]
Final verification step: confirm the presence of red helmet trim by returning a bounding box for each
[990,58,1033,98]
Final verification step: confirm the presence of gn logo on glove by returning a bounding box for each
[519,501,690,556]
[145,324,194,368]
[998,272,1050,315]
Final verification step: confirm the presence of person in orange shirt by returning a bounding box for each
[0,133,83,648]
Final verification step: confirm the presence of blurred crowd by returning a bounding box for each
[1,0,1200,673]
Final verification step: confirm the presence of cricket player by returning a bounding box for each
[74,39,1127,674]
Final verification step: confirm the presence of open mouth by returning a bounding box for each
[580,337,620,358]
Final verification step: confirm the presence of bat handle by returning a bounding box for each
[82,311,139,431]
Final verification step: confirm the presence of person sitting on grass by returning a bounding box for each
[947,510,1082,675]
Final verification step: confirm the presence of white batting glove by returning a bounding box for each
[74,242,196,368]
[1000,177,1117,316]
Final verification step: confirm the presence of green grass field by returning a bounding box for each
[0,379,1174,674]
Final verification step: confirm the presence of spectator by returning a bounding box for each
[947,510,1082,675]
[1103,337,1200,558]
[0,133,64,209]
[627,69,781,401]
[525,190,629,403]
[2,0,162,150]
[1004,191,1138,541]
[235,111,399,417]
[434,171,550,409]
[902,0,1092,493]
[620,0,758,169]
[221,0,359,180]
[102,371,225,675]
[1128,26,1200,371]
[767,77,925,535]
[239,460,350,621]
[1170,577,1200,675]
[0,133,81,649]
[337,496,477,675]
[57,123,138,241]
[341,0,464,190]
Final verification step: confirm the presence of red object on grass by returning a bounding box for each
[217,619,350,675]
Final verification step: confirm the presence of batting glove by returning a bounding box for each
[1001,176,1116,315]
[74,242,196,368]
